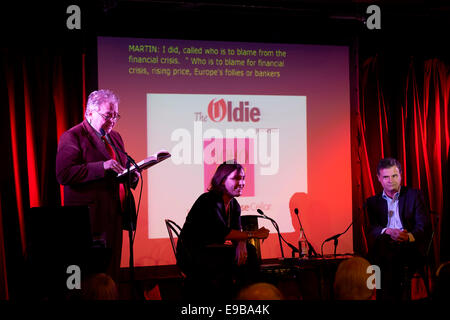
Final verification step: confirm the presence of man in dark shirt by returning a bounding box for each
[366,158,430,300]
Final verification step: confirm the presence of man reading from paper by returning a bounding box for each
[56,89,139,282]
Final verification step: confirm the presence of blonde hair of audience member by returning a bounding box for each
[333,257,376,300]
[236,282,284,300]
[81,273,119,300]
[435,261,450,300]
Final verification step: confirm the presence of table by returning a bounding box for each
[259,255,354,300]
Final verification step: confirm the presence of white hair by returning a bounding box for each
[85,89,119,119]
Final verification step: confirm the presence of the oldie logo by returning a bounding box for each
[207,98,261,122]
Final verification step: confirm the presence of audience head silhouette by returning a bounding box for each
[333,257,375,300]
[236,282,284,300]
[81,273,119,300]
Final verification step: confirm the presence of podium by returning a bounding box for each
[241,215,261,260]
[25,206,110,299]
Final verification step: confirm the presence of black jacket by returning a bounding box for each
[366,186,430,256]
[176,191,242,274]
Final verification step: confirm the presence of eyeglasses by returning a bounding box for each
[95,110,121,121]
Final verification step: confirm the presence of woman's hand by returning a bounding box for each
[253,227,270,239]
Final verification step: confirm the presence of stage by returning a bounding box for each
[118,255,354,300]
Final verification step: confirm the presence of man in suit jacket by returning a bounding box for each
[56,89,138,283]
[366,158,430,300]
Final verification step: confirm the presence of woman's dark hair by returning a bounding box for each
[208,160,243,194]
[376,157,402,175]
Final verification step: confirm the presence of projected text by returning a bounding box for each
[127,42,287,78]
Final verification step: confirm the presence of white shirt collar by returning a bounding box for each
[382,186,401,201]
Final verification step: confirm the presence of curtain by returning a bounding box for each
[0,48,85,299]
[355,54,450,298]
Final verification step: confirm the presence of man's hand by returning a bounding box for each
[103,159,125,174]
[386,228,409,242]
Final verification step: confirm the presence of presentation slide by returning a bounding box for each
[97,37,352,267]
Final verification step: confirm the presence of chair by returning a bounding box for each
[421,222,436,296]
[164,219,189,298]
[165,219,182,259]
[417,212,439,297]
[405,218,436,300]
[434,261,450,300]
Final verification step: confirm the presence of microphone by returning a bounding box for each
[257,208,272,221]
[323,233,342,243]
[100,128,141,174]
[257,209,299,258]
[257,209,286,234]
[257,209,284,258]
[321,221,353,257]
[294,208,318,257]
[294,208,301,227]
[323,221,353,243]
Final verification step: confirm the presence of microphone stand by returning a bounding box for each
[257,210,299,258]
[125,158,139,299]
[266,215,285,258]
[321,221,353,257]
[105,131,142,299]
[294,209,318,258]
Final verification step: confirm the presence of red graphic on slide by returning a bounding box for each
[207,98,227,122]
[207,98,261,122]
[203,138,255,196]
